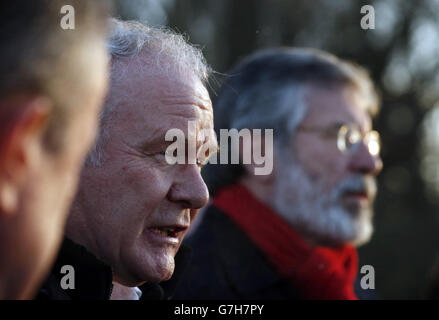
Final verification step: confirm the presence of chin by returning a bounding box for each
[143,254,176,283]
[143,264,174,283]
[310,208,374,248]
[351,221,373,247]
[114,257,174,286]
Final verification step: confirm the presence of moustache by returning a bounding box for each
[333,175,377,200]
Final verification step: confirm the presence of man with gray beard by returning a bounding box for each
[274,155,377,248]
[174,48,382,300]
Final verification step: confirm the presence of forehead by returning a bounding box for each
[301,84,372,131]
[109,56,214,143]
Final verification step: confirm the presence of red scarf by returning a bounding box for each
[213,184,358,300]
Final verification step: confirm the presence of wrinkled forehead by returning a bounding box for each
[108,59,215,146]
[112,53,211,108]
[143,72,213,133]
[301,84,373,131]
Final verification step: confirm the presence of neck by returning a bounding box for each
[238,177,324,248]
[239,176,273,208]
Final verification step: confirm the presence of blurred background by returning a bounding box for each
[114,0,439,299]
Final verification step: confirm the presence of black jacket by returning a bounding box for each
[37,238,192,300]
[173,205,300,299]
[173,205,377,300]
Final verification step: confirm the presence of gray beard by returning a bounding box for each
[271,158,376,247]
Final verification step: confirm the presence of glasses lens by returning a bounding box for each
[337,125,380,156]
[347,129,361,148]
[366,131,380,156]
[338,126,361,153]
[337,125,349,153]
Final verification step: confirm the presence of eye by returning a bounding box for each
[157,150,171,161]
[164,148,178,158]
[156,148,180,166]
[325,126,342,138]
[142,150,169,160]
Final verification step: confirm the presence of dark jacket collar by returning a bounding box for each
[37,237,193,300]
[37,237,113,300]
[208,206,299,299]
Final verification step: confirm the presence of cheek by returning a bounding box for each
[295,136,345,185]
[120,162,169,202]
[111,160,174,226]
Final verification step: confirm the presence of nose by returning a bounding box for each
[167,164,209,209]
[348,142,383,176]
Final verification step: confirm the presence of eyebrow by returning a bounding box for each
[324,122,360,131]
[135,123,219,158]
[135,127,170,152]
[159,94,212,113]
[327,121,347,128]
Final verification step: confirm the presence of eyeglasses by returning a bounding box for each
[298,124,381,156]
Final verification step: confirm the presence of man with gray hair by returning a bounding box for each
[174,48,382,300]
[37,19,217,300]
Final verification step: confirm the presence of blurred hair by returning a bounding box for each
[107,19,210,82]
[87,19,211,166]
[0,0,111,152]
[204,47,380,196]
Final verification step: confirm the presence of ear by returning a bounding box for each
[242,162,275,183]
[0,96,52,216]
[240,130,275,183]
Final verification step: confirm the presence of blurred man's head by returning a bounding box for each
[66,19,216,286]
[206,48,382,247]
[0,0,110,299]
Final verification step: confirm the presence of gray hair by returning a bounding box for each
[205,47,380,195]
[87,19,211,166]
[107,18,210,81]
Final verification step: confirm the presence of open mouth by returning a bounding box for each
[149,226,186,238]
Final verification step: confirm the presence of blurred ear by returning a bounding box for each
[240,132,275,183]
[242,162,274,183]
[0,96,52,216]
